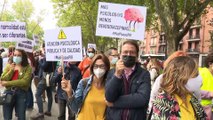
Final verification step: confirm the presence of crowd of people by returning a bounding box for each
[0,40,212,120]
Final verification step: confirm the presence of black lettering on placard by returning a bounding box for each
[47,48,61,53]
[100,5,108,9]
[99,17,111,22]
[59,41,80,46]
[55,55,73,60]
[67,48,81,53]
[47,42,59,46]
[2,33,8,38]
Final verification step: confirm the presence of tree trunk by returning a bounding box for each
[166,33,176,56]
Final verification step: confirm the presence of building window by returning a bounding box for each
[188,42,192,49]
[196,28,200,38]
[178,44,183,50]
[195,41,200,50]
[189,29,193,39]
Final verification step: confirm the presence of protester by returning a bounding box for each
[146,58,162,86]
[105,47,119,69]
[26,52,36,110]
[33,50,46,102]
[31,44,57,119]
[8,45,15,57]
[148,51,202,112]
[78,48,96,78]
[199,52,213,120]
[105,40,151,120]
[61,54,110,120]
[150,56,206,119]
[53,61,82,120]
[0,49,32,120]
[1,51,8,70]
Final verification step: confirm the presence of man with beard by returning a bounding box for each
[105,40,151,120]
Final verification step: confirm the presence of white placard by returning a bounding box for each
[96,2,147,40]
[87,43,96,50]
[16,39,34,53]
[33,34,39,46]
[44,26,83,61]
[0,22,26,42]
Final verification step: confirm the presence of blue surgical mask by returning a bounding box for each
[87,53,94,58]
[111,57,118,65]
[13,56,22,64]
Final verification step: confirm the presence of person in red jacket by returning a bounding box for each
[78,48,96,78]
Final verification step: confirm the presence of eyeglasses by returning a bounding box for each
[94,64,105,69]
[122,50,136,56]
[88,51,94,53]
[110,54,119,57]
[13,54,22,57]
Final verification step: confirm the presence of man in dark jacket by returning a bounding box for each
[31,44,57,119]
[105,40,151,120]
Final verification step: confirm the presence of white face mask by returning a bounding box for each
[185,74,202,99]
[93,68,106,79]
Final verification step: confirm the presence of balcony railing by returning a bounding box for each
[158,50,165,54]
[188,35,200,42]
[186,48,200,53]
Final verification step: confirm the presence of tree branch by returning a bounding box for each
[171,0,178,32]
[153,0,170,33]
[178,0,211,41]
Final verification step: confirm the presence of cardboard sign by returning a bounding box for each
[33,34,39,46]
[44,26,83,61]
[87,43,96,50]
[96,2,147,40]
[16,39,34,53]
[0,22,26,42]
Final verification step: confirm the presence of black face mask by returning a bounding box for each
[122,55,136,67]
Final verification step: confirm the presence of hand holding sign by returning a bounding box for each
[61,77,73,98]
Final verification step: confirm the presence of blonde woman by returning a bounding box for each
[148,51,202,112]
[150,56,206,119]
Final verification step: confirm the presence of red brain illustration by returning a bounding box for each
[124,8,144,31]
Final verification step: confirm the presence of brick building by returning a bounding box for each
[140,6,213,66]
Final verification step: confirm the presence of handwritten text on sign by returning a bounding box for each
[96,2,147,40]
[0,22,26,42]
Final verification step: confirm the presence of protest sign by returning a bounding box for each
[16,39,34,53]
[33,34,39,46]
[87,43,96,50]
[96,2,147,40]
[0,22,26,42]
[44,26,83,61]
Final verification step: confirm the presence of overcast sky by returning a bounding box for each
[0,0,57,30]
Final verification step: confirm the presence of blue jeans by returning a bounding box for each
[35,83,53,113]
[58,98,75,120]
[3,89,27,120]
[26,86,34,109]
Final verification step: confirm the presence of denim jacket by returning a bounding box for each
[65,75,93,114]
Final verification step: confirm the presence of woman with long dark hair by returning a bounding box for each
[0,49,32,120]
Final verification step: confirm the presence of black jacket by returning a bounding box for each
[53,64,82,99]
[105,63,151,120]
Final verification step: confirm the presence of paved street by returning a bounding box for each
[0,83,61,120]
